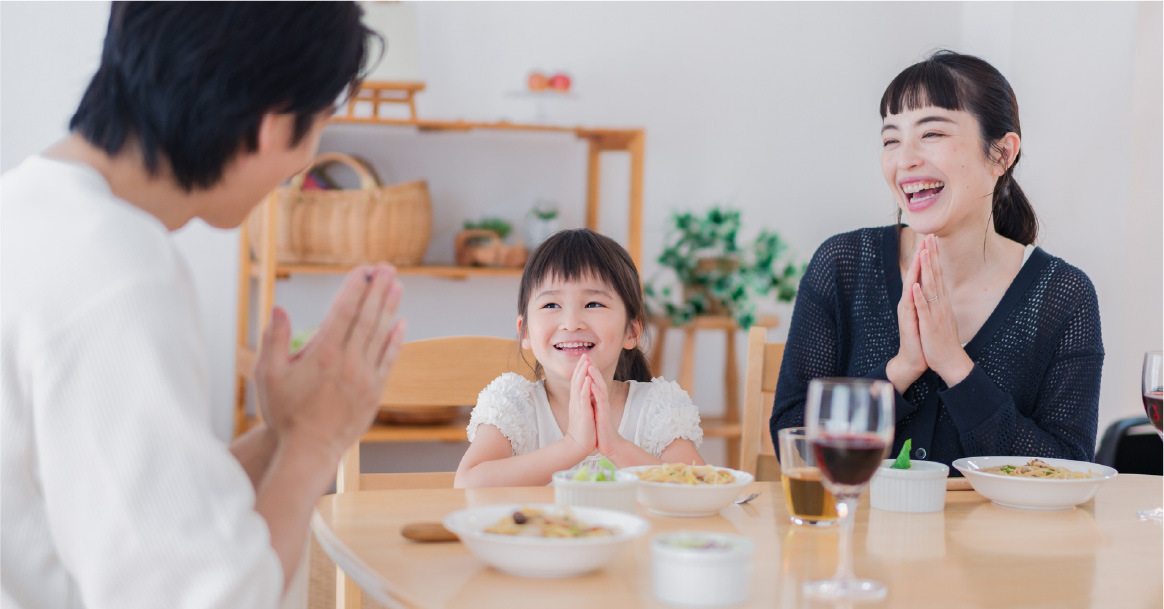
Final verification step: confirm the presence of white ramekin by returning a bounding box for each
[651,531,754,607]
[869,459,949,513]
[551,469,638,513]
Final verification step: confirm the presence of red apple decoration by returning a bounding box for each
[527,71,548,91]
[549,73,571,92]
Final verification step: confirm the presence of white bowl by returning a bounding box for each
[651,531,755,607]
[552,469,638,513]
[951,456,1117,510]
[442,503,650,578]
[870,459,949,513]
[618,465,755,517]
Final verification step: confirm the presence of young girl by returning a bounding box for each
[454,229,706,488]
[770,51,1103,469]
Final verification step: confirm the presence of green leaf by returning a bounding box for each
[891,439,912,469]
[597,457,616,481]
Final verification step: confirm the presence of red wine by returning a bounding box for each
[812,435,887,486]
[1145,391,1163,433]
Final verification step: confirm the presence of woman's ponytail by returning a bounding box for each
[992,170,1038,245]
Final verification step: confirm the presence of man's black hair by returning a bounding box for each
[69,2,381,191]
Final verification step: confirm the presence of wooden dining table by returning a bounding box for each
[313,475,1163,609]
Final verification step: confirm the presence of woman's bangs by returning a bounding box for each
[880,61,965,118]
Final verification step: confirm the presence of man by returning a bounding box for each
[1,3,404,607]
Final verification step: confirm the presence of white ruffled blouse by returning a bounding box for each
[466,373,704,469]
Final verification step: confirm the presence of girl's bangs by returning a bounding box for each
[531,242,609,289]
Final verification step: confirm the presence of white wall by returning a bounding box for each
[2,2,1159,472]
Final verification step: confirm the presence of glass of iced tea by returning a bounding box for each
[777,427,837,527]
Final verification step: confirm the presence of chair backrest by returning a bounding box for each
[1095,416,1163,475]
[337,336,536,493]
[739,326,785,482]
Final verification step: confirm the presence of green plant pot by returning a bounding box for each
[680,257,739,317]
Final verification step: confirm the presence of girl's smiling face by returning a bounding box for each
[519,273,641,384]
[881,105,1003,237]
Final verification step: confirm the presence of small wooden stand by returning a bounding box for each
[649,314,781,469]
[341,80,426,121]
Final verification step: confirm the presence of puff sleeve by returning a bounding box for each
[466,372,538,456]
[637,378,704,457]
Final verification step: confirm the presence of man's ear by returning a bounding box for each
[256,112,292,154]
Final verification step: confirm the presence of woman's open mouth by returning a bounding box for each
[902,180,945,211]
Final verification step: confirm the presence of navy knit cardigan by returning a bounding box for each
[770,226,1104,470]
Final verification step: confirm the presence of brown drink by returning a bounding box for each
[777,427,838,527]
[782,466,837,526]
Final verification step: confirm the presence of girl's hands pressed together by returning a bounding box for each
[914,236,974,385]
[887,237,929,393]
[586,360,629,462]
[562,354,598,456]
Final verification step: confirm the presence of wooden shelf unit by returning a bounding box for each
[233,112,646,441]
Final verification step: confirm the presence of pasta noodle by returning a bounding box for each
[484,508,616,538]
[980,458,1099,479]
[636,463,736,485]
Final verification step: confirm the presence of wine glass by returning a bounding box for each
[1139,351,1163,522]
[803,378,894,601]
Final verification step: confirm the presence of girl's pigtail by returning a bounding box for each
[615,348,652,383]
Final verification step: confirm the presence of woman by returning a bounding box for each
[770,51,1103,470]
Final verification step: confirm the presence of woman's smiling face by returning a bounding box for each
[881,105,1001,237]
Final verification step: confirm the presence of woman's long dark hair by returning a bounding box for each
[880,50,1037,245]
[517,229,652,383]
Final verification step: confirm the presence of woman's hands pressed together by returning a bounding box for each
[254,264,407,462]
[912,235,974,385]
[888,237,928,393]
[888,235,974,393]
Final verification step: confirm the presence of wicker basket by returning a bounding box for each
[248,152,432,266]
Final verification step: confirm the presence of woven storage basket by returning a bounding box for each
[248,152,431,266]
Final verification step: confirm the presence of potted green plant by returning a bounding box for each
[462,217,513,242]
[456,216,527,267]
[644,207,804,329]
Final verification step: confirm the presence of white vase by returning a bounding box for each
[525,215,560,251]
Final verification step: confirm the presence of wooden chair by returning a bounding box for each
[331,335,536,609]
[336,335,536,493]
[738,326,785,482]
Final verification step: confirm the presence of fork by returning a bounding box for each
[735,492,761,505]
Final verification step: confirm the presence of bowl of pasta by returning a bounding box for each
[951,456,1117,510]
[617,463,755,517]
[442,504,650,578]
